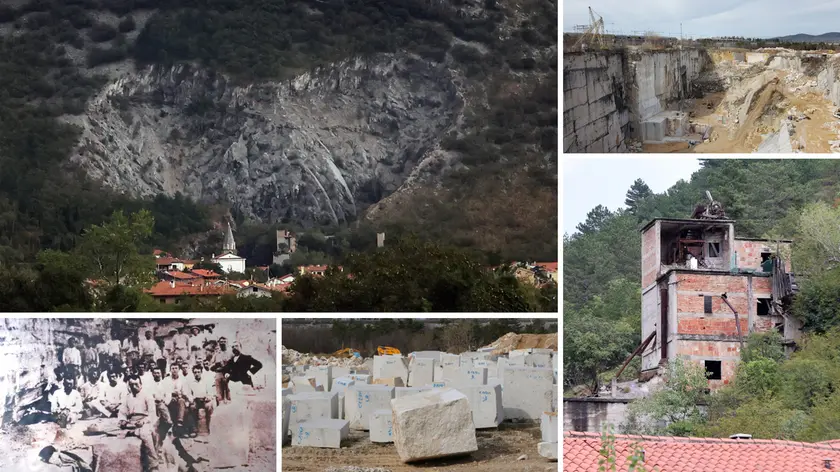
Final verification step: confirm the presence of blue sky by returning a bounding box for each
[563,0,840,38]
[563,157,702,235]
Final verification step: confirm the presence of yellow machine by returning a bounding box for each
[377,346,401,356]
[332,348,361,358]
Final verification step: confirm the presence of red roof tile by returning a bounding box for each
[190,269,221,278]
[145,281,235,297]
[164,271,199,280]
[156,257,182,266]
[153,249,165,256]
[564,431,840,472]
[536,262,558,272]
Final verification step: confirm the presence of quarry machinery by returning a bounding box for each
[691,191,727,219]
[572,6,606,51]
[332,348,361,358]
[377,346,401,355]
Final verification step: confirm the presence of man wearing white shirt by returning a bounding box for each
[164,363,187,436]
[139,330,160,367]
[62,337,82,382]
[185,364,215,436]
[170,329,190,365]
[147,366,173,446]
[188,327,207,365]
[50,377,83,427]
[97,370,127,417]
[78,366,110,419]
[119,375,159,469]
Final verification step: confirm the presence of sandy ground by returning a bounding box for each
[281,423,557,472]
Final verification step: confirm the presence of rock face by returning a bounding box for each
[391,388,477,463]
[69,54,461,226]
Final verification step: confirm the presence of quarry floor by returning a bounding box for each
[281,423,555,472]
[642,68,840,153]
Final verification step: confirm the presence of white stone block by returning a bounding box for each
[345,384,394,431]
[408,358,436,387]
[348,373,371,384]
[552,387,558,412]
[332,367,351,380]
[453,383,504,428]
[497,358,510,383]
[311,366,332,392]
[541,412,558,443]
[426,381,447,388]
[410,351,444,363]
[502,366,554,421]
[473,360,498,379]
[369,409,394,443]
[331,377,356,420]
[459,365,488,386]
[282,394,291,445]
[538,441,558,460]
[292,419,349,449]
[281,387,292,397]
[437,353,460,382]
[460,352,491,364]
[291,376,323,393]
[395,387,432,398]
[524,353,552,369]
[391,388,478,463]
[287,391,338,434]
[373,355,409,383]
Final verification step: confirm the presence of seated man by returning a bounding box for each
[185,364,215,437]
[222,342,263,399]
[119,375,160,471]
[50,377,82,428]
[78,366,108,419]
[96,370,128,418]
[164,362,187,436]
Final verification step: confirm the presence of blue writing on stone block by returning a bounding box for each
[291,404,297,413]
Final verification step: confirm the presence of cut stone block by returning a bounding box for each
[282,395,291,445]
[459,365,488,386]
[287,391,338,434]
[473,360,498,379]
[541,412,558,443]
[551,387,558,412]
[395,386,432,398]
[373,377,405,387]
[311,366,332,392]
[452,383,504,428]
[391,388,478,463]
[369,409,394,443]
[345,384,394,431]
[210,401,251,467]
[292,419,349,448]
[497,357,510,383]
[282,387,292,397]
[348,373,371,384]
[538,441,558,460]
[248,395,276,453]
[436,353,460,382]
[523,353,552,369]
[408,358,436,387]
[373,355,409,383]
[426,381,448,388]
[460,351,492,363]
[502,366,554,420]
[332,367,351,379]
[331,377,356,420]
[410,351,444,363]
[291,376,323,393]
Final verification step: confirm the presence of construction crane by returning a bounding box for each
[572,6,606,51]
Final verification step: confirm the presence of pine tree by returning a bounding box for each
[625,179,653,215]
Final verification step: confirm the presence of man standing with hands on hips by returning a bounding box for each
[222,342,263,399]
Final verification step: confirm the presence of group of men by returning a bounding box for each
[47,325,264,471]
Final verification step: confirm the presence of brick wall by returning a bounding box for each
[674,272,749,292]
[677,292,749,315]
[675,340,740,388]
[735,239,792,272]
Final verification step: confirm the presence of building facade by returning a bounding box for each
[640,217,801,388]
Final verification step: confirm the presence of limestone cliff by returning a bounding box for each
[68,54,462,226]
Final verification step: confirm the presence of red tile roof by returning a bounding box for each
[153,249,165,256]
[564,431,840,472]
[164,271,199,280]
[537,262,558,272]
[190,269,221,278]
[145,281,236,297]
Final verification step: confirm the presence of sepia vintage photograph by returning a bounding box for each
[0,317,277,471]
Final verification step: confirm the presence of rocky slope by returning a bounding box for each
[68,54,461,226]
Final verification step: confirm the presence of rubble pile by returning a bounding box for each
[281,346,367,368]
[481,332,559,355]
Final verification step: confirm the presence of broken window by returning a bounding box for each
[705,360,722,380]
[757,299,770,316]
[708,242,721,258]
[704,296,712,314]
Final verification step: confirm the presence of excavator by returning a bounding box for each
[377,346,401,356]
[332,348,361,358]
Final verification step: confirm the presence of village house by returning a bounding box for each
[144,280,237,304]
[639,209,802,389]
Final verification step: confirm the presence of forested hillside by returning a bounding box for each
[564,159,840,394]
[0,0,557,276]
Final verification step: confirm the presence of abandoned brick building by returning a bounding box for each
[639,215,802,388]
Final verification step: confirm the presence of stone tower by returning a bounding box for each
[223,222,236,254]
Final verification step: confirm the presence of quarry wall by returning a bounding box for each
[563,48,708,152]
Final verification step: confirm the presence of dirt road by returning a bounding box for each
[281,423,557,472]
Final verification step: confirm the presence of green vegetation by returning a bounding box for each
[569,159,840,441]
